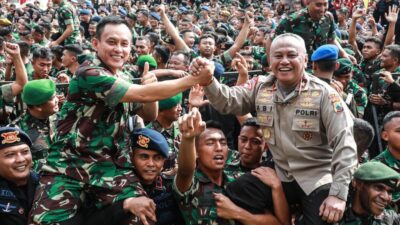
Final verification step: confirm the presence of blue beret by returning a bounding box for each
[311,44,339,62]
[119,8,127,16]
[131,128,169,158]
[213,61,225,79]
[80,9,90,15]
[201,6,210,11]
[179,6,188,13]
[150,12,160,21]
[91,15,102,22]
[85,0,93,8]
[0,127,32,150]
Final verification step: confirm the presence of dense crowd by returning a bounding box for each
[0,0,400,224]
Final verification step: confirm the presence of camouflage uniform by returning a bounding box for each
[339,202,400,225]
[252,46,265,61]
[54,0,81,45]
[372,149,400,211]
[56,68,74,78]
[29,56,145,224]
[173,169,236,225]
[146,121,181,171]
[0,54,6,80]
[0,84,15,125]
[11,112,56,173]
[359,58,381,94]
[49,66,65,79]
[274,8,336,64]
[224,151,274,180]
[344,79,368,117]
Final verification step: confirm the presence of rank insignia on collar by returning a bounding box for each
[1,131,20,144]
[303,131,313,141]
[137,135,150,148]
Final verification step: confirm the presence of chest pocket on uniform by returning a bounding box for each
[292,108,322,147]
[257,104,275,146]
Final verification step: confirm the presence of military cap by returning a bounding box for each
[92,15,102,22]
[159,93,182,111]
[261,54,268,66]
[84,0,93,8]
[170,6,178,10]
[179,6,188,13]
[255,16,265,21]
[344,48,355,56]
[311,44,339,62]
[130,128,169,158]
[334,58,353,76]
[354,161,400,189]
[214,61,225,78]
[201,6,210,11]
[127,13,137,20]
[22,79,56,106]
[163,36,175,45]
[220,10,231,17]
[0,127,32,150]
[80,9,90,15]
[136,55,157,68]
[119,8,127,17]
[150,12,161,21]
[0,18,12,26]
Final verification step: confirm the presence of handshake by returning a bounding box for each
[189,57,215,86]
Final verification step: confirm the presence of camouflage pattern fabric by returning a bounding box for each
[12,112,55,172]
[339,202,400,225]
[274,8,336,64]
[359,58,381,94]
[55,0,81,45]
[30,56,145,224]
[173,169,237,225]
[344,79,368,116]
[146,120,181,171]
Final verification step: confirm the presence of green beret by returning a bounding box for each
[22,79,56,105]
[261,54,268,66]
[354,161,400,189]
[136,55,157,68]
[334,58,353,76]
[159,93,182,111]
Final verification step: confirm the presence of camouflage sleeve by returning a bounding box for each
[273,18,290,38]
[1,83,14,103]
[59,8,74,25]
[327,16,336,42]
[78,72,131,107]
[172,176,198,205]
[353,85,368,108]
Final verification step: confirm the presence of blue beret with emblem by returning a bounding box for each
[311,44,339,62]
[0,127,32,150]
[130,128,169,158]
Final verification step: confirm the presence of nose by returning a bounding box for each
[15,152,26,163]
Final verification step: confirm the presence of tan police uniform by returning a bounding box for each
[204,73,357,201]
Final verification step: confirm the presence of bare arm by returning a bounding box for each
[53,24,74,45]
[4,43,28,96]
[157,5,190,52]
[349,9,364,54]
[175,108,205,193]
[226,12,253,58]
[383,6,399,47]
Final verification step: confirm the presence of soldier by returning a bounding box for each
[333,58,368,118]
[268,0,354,65]
[311,44,339,84]
[196,33,358,224]
[174,109,289,225]
[29,16,213,225]
[0,126,38,225]
[372,111,400,211]
[30,47,53,80]
[224,117,271,179]
[147,93,182,173]
[338,161,400,225]
[57,44,82,78]
[49,0,81,47]
[12,79,58,172]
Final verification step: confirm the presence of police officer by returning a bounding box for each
[0,127,38,225]
[197,33,358,224]
[12,79,58,172]
[339,161,400,225]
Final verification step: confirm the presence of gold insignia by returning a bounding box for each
[1,131,20,144]
[312,91,320,97]
[137,135,150,148]
[263,128,271,139]
[303,132,313,141]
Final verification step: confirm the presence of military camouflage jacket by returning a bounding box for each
[55,0,81,45]
[339,204,400,225]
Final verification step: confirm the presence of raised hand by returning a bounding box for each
[385,5,399,23]
[251,167,282,190]
[189,84,210,108]
[352,8,365,20]
[178,107,205,139]
[189,58,214,86]
[141,62,158,85]
[4,42,21,58]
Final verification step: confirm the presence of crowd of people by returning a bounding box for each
[0,0,400,224]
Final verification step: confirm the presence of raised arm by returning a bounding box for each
[175,107,205,193]
[157,5,190,52]
[383,5,399,47]
[4,42,28,96]
[226,12,254,58]
[349,9,365,54]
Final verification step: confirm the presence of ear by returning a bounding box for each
[335,61,340,70]
[92,38,99,51]
[381,130,389,142]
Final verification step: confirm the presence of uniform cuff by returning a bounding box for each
[204,77,220,95]
[329,182,349,201]
[1,83,14,103]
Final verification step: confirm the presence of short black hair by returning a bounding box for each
[32,47,53,60]
[382,111,400,131]
[353,118,374,156]
[199,33,216,43]
[17,41,30,58]
[384,45,400,62]
[50,45,64,61]
[64,44,83,55]
[170,50,190,65]
[95,16,131,40]
[364,36,383,50]
[145,32,160,46]
[314,60,337,73]
[33,25,45,35]
[154,45,170,64]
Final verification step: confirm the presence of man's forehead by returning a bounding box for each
[200,128,225,139]
[271,38,305,53]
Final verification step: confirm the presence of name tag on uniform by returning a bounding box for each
[256,104,273,113]
[295,109,319,117]
[258,114,274,127]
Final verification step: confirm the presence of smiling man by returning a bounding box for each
[198,33,358,224]
[338,162,400,225]
[29,16,213,225]
[0,127,38,225]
